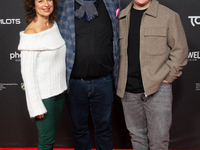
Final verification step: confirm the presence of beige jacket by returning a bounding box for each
[117,0,188,98]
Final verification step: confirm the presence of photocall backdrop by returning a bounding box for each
[0,0,200,149]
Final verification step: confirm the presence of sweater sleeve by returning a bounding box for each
[165,13,189,83]
[20,50,47,118]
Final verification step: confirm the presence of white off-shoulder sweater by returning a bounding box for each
[18,22,67,118]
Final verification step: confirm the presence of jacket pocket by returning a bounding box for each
[144,27,168,56]
[119,28,126,55]
[119,29,125,39]
[119,17,127,38]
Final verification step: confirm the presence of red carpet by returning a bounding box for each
[0,148,131,150]
[0,149,132,150]
[0,148,191,150]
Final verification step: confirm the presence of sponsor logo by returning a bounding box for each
[196,83,200,91]
[188,51,200,61]
[10,51,21,62]
[0,19,21,25]
[0,83,18,91]
[188,16,200,27]
[21,83,25,90]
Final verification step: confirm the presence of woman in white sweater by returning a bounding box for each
[18,0,67,149]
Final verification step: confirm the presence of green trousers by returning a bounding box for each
[35,92,65,150]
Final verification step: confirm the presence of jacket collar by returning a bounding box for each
[118,1,132,19]
[118,0,159,19]
[145,0,159,18]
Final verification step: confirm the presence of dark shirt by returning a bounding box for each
[71,0,113,79]
[125,7,146,93]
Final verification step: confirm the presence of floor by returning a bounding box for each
[0,148,192,150]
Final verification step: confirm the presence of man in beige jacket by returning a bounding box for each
[117,0,188,149]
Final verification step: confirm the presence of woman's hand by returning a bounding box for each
[162,80,170,83]
[36,113,46,120]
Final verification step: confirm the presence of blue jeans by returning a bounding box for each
[121,83,173,150]
[66,73,114,150]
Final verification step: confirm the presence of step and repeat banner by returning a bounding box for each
[0,0,200,149]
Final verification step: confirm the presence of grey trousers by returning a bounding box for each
[121,83,173,150]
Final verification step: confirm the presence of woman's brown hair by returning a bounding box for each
[24,0,58,24]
